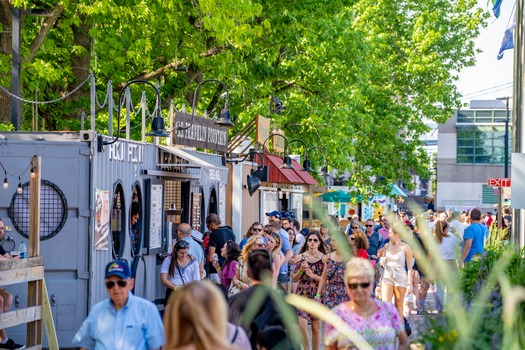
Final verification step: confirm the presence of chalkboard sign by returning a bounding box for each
[190,193,202,231]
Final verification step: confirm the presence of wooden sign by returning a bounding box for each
[273,129,285,153]
[256,114,271,149]
[172,112,229,152]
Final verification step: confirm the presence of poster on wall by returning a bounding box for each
[149,184,164,251]
[94,188,110,250]
[219,184,226,225]
[361,195,388,221]
[262,191,278,220]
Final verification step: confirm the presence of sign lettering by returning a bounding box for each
[109,141,144,164]
[172,112,229,152]
[488,178,511,187]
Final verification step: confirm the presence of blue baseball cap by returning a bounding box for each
[105,260,131,279]
[266,210,282,220]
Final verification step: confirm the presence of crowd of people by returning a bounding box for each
[65,205,504,350]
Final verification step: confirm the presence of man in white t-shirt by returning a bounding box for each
[449,212,465,240]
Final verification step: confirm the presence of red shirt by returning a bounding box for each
[357,248,369,260]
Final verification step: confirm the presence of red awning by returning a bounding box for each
[262,154,317,185]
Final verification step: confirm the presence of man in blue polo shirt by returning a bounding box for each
[72,260,164,350]
[460,208,489,268]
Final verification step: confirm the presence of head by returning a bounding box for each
[206,213,221,231]
[434,220,450,244]
[282,218,291,230]
[352,231,369,251]
[268,219,282,233]
[350,221,363,233]
[469,208,482,221]
[104,260,134,307]
[168,240,191,278]
[164,281,231,350]
[387,225,402,243]
[292,219,301,232]
[177,223,192,240]
[344,257,375,303]
[242,235,266,261]
[0,218,4,240]
[320,224,329,235]
[130,203,140,226]
[438,211,448,221]
[399,212,407,221]
[265,231,282,255]
[300,231,327,254]
[247,221,264,238]
[364,219,375,235]
[247,249,272,282]
[382,216,391,229]
[287,228,296,245]
[220,240,241,262]
[265,210,282,221]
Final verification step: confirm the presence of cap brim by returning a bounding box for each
[105,272,129,279]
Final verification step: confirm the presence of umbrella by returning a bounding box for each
[320,190,351,203]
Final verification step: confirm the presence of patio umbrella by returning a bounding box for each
[320,190,351,203]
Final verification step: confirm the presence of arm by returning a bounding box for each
[160,273,178,290]
[207,246,216,263]
[192,261,201,282]
[199,260,204,279]
[292,255,305,283]
[460,238,472,267]
[284,249,293,264]
[316,255,330,300]
[405,245,413,293]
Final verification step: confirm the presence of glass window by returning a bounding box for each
[456,126,511,164]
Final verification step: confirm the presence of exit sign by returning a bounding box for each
[488,178,511,187]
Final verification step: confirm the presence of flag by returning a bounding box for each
[492,0,503,18]
[497,27,514,60]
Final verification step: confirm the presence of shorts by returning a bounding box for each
[382,265,408,288]
[278,273,289,284]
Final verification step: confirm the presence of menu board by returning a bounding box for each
[190,193,202,231]
[148,184,164,250]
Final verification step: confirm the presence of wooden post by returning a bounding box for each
[497,187,503,229]
[27,155,42,346]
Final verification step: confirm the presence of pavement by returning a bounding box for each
[308,286,439,349]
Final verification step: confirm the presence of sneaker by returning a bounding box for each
[404,318,412,337]
[0,339,26,349]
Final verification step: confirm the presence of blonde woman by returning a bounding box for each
[264,231,284,287]
[231,235,265,294]
[378,225,413,334]
[164,281,239,350]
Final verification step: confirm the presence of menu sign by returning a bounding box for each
[148,184,163,250]
[256,115,271,150]
[172,112,229,152]
[190,193,202,231]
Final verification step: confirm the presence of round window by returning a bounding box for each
[8,180,68,241]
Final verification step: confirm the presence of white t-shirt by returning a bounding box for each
[438,234,462,260]
[449,220,465,239]
[160,256,200,287]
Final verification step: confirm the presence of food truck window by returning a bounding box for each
[130,184,142,257]
[111,183,126,259]
[8,179,68,240]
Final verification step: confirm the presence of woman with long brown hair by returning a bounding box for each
[292,231,327,350]
[264,231,284,288]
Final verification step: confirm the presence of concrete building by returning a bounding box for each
[436,102,511,213]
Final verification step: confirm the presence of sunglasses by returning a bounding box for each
[264,230,270,233]
[347,282,371,290]
[176,240,190,249]
[105,280,128,289]
[365,224,374,227]
[351,227,359,230]
[350,237,355,241]
[308,238,319,242]
[255,243,266,247]
[253,227,263,231]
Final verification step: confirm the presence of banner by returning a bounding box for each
[94,188,110,250]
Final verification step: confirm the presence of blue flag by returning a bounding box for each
[493,0,503,18]
[497,27,514,60]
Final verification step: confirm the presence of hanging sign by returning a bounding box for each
[172,112,228,152]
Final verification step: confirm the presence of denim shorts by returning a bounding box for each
[278,273,289,284]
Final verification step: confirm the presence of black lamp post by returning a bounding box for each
[226,151,265,196]
[99,79,168,150]
[177,79,234,131]
[286,139,314,172]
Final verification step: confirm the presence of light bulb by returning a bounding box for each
[3,177,7,189]
[30,167,36,178]
[17,180,22,194]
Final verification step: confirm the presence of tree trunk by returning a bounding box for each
[0,1,12,125]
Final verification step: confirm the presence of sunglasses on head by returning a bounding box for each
[105,280,128,289]
[176,240,190,249]
[347,282,371,289]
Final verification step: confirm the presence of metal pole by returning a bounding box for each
[512,0,525,248]
[11,7,21,130]
[504,97,510,178]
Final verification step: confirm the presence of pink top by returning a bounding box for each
[220,260,237,290]
[378,227,389,240]
[324,299,403,349]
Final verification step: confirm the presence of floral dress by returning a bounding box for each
[321,258,350,309]
[294,257,325,322]
[324,299,403,349]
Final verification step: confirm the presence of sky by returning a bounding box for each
[456,0,515,102]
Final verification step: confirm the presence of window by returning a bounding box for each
[457,126,511,164]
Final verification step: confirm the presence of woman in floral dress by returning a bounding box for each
[292,231,327,350]
[316,235,351,309]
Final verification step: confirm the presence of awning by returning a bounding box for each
[263,154,318,185]
[156,145,228,183]
[389,183,407,198]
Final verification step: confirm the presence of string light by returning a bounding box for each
[30,166,36,178]
[17,177,22,194]
[3,177,7,189]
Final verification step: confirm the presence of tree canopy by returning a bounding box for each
[0,0,487,193]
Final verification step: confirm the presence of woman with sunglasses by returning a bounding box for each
[239,221,264,250]
[265,231,284,288]
[160,240,200,305]
[213,240,241,291]
[324,257,409,349]
[292,231,327,350]
[230,235,265,295]
[316,235,350,310]
[319,224,331,250]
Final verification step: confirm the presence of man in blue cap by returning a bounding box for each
[72,260,164,350]
[265,210,282,221]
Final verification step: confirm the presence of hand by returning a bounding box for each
[305,268,313,277]
[314,295,321,302]
[300,261,308,271]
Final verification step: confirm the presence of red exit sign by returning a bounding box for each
[488,178,511,187]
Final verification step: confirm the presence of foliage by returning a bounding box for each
[1,0,488,192]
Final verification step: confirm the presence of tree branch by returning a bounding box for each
[24,4,64,64]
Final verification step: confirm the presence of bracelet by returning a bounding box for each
[298,270,304,275]
[315,293,321,297]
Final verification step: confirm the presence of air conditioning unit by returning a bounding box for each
[79,130,96,142]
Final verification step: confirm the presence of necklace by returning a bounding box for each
[350,301,376,317]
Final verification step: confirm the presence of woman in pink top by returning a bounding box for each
[324,257,409,350]
[213,240,241,290]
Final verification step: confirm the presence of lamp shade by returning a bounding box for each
[216,108,234,127]
[280,155,294,169]
[247,174,261,196]
[301,158,313,172]
[147,116,169,137]
[320,165,329,176]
